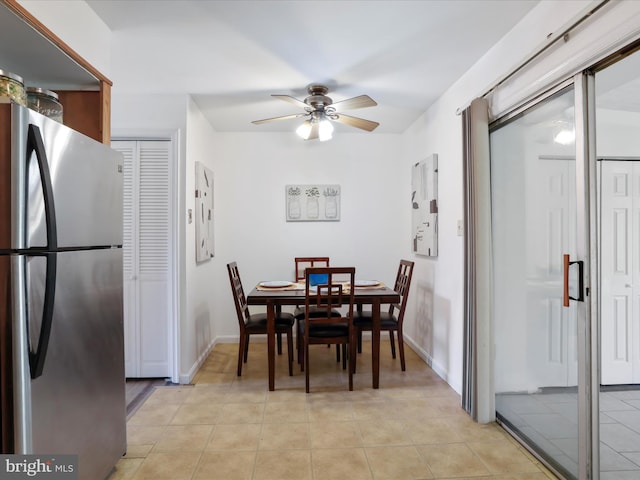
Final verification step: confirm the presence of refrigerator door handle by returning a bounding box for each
[28,253,57,379]
[27,124,58,250]
[26,124,58,379]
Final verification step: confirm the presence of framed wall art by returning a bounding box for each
[286,184,341,222]
[195,161,214,262]
[412,154,438,256]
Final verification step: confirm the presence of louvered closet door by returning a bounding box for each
[113,140,172,378]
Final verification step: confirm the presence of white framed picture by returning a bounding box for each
[412,154,438,256]
[286,184,341,222]
[195,162,214,262]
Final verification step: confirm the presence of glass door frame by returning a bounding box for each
[587,42,640,479]
[488,72,599,480]
[486,38,640,480]
[576,70,599,480]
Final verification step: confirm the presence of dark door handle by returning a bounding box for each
[563,254,584,307]
[28,253,56,379]
[27,124,57,250]
[26,124,58,379]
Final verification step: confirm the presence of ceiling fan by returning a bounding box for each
[251,84,379,141]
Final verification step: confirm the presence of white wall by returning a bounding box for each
[399,0,606,394]
[401,108,464,391]
[597,109,640,157]
[210,132,405,340]
[183,97,220,380]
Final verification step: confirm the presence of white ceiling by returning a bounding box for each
[86,0,540,134]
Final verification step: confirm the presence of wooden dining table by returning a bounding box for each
[246,283,400,391]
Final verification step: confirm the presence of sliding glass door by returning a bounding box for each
[595,47,640,479]
[491,83,591,480]
[487,39,640,480]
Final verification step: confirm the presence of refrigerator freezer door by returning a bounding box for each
[27,248,125,480]
[23,107,123,249]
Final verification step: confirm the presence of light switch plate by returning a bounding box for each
[457,220,463,236]
[188,209,193,224]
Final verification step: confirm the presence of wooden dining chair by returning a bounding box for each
[293,257,341,365]
[300,266,356,392]
[354,259,415,371]
[294,256,331,282]
[227,262,295,376]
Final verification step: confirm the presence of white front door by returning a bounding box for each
[600,159,640,384]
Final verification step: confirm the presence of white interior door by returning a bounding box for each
[600,159,640,384]
[527,156,578,388]
[113,140,173,379]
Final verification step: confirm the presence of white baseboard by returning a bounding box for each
[179,337,219,384]
[403,334,453,388]
[403,334,433,367]
[215,335,240,344]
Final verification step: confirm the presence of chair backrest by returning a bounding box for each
[389,259,415,322]
[227,262,250,330]
[304,266,355,329]
[295,256,330,282]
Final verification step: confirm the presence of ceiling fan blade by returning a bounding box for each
[332,113,379,132]
[331,95,377,111]
[272,94,308,109]
[251,113,307,125]
[307,122,320,140]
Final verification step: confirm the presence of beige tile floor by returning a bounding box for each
[108,340,558,480]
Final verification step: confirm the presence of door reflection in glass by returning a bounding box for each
[491,87,579,479]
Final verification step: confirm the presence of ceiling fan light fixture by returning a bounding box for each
[253,84,378,140]
[318,118,334,141]
[296,120,312,139]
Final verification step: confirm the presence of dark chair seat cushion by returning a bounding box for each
[245,312,295,332]
[298,319,349,338]
[294,305,341,320]
[353,311,398,328]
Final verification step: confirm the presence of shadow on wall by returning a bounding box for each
[432,294,450,378]
[410,260,451,379]
[195,308,212,362]
[414,280,434,359]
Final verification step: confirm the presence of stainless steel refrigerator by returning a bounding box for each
[0,103,126,479]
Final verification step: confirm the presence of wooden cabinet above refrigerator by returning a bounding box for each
[0,0,111,144]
